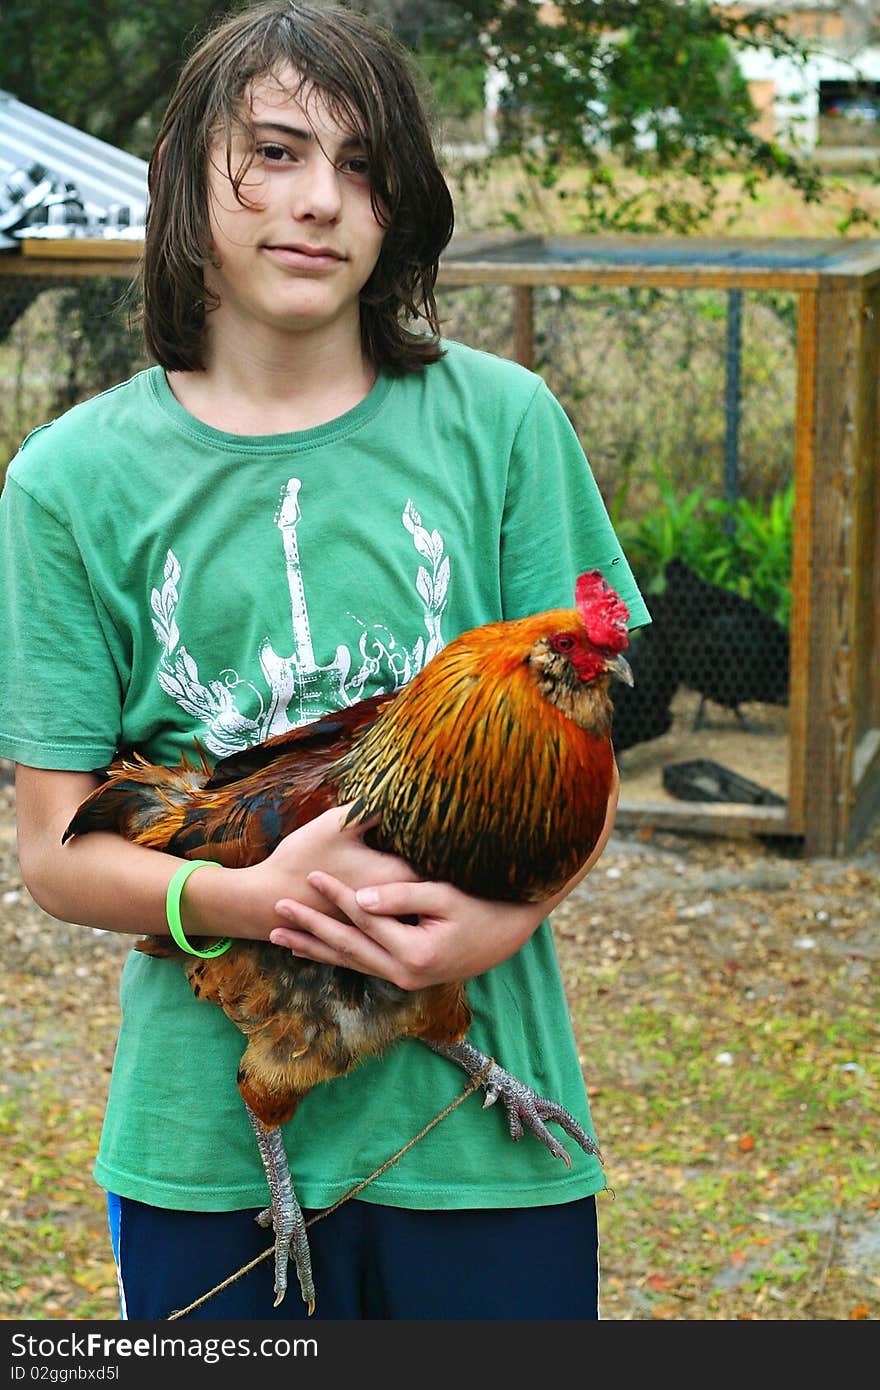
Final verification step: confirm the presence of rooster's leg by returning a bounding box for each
[245,1103,315,1313]
[423,1039,601,1168]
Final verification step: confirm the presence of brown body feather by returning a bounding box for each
[334,620,616,901]
[63,589,628,1130]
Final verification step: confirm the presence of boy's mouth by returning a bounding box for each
[263,243,345,267]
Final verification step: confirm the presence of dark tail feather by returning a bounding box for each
[62,757,198,847]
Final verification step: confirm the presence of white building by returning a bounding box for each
[481,2,880,158]
[716,2,880,152]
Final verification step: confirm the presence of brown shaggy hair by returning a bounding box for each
[140,2,455,374]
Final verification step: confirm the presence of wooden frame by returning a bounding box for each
[3,233,879,853]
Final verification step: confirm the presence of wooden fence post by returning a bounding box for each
[512,285,534,368]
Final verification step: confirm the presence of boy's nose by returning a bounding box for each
[292,154,343,222]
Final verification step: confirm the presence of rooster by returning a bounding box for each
[63,570,633,1313]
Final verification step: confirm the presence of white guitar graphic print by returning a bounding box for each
[260,478,352,736]
[150,485,451,757]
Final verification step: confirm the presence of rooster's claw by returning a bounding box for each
[423,1039,602,1166]
[246,1104,316,1313]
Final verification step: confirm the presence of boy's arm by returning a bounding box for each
[16,766,186,936]
[14,765,419,944]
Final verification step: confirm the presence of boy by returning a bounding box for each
[0,2,649,1319]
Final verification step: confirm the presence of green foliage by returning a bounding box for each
[458,0,842,234]
[610,468,710,578]
[417,48,486,120]
[607,26,753,141]
[0,0,242,155]
[611,470,794,624]
[702,483,795,625]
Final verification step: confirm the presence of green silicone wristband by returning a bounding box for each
[165,859,232,958]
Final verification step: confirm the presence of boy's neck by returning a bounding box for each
[166,319,378,436]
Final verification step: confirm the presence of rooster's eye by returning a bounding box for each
[551,634,576,653]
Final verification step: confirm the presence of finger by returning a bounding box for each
[277,870,414,954]
[302,870,418,944]
[269,923,353,964]
[270,897,395,976]
[353,879,452,918]
[274,883,366,938]
[271,927,385,976]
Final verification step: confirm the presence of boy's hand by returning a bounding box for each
[268,872,548,989]
[224,804,420,939]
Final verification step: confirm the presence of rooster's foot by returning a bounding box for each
[246,1103,315,1313]
[423,1039,602,1169]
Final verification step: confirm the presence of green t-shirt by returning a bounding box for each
[0,339,649,1213]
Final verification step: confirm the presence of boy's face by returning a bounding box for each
[204,67,386,349]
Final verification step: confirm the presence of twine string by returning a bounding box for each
[166,1058,494,1321]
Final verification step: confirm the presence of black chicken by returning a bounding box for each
[662,557,790,730]
[610,593,680,753]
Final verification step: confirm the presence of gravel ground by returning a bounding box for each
[1,758,878,1320]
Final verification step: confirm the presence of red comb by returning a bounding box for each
[575,570,630,651]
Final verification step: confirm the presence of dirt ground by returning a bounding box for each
[616,686,790,805]
[1,733,878,1320]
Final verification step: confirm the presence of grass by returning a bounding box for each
[550,825,880,1321]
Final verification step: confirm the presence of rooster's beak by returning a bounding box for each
[605,653,634,687]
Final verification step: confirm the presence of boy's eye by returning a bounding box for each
[341,155,370,177]
[257,143,292,163]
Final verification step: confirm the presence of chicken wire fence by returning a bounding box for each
[439,280,797,820]
[1,271,799,820]
[0,275,147,460]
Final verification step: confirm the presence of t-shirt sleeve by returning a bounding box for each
[500,379,651,631]
[0,473,123,769]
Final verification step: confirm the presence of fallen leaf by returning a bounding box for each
[647,1273,675,1292]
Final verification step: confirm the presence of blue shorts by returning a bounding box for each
[108,1192,600,1320]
